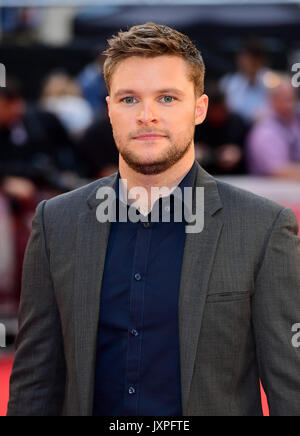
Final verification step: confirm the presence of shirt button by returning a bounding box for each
[128,386,135,395]
[130,329,139,337]
[134,273,142,281]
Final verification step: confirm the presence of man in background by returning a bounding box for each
[0,80,77,308]
[246,75,300,180]
[220,41,270,124]
[0,80,77,193]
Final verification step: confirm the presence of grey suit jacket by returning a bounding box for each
[7,162,300,416]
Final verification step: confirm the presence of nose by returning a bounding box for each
[136,101,158,125]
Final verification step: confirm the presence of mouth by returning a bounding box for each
[133,134,167,141]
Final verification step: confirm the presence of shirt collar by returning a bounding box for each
[113,159,198,212]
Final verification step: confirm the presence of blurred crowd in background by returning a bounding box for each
[1,4,300,317]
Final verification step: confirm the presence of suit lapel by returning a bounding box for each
[74,174,117,415]
[179,164,224,415]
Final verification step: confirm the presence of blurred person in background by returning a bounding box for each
[246,75,300,181]
[194,82,248,175]
[40,71,94,139]
[0,79,78,191]
[220,40,270,125]
[77,55,108,117]
[76,111,119,179]
[0,79,78,305]
[76,58,119,179]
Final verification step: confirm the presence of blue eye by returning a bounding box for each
[161,96,174,103]
[123,97,136,104]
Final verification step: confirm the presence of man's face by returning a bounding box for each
[106,55,208,175]
[237,52,263,80]
[271,83,297,122]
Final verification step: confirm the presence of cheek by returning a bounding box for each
[162,107,190,125]
[111,105,136,121]
[110,110,129,131]
[171,108,195,128]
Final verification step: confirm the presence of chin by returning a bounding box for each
[127,157,174,176]
[127,150,165,164]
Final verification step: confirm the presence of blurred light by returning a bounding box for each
[263,71,282,89]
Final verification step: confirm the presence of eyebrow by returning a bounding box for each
[113,88,185,98]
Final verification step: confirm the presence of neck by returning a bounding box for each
[118,146,195,215]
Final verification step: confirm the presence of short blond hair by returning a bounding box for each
[102,22,205,96]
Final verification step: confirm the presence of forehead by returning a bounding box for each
[110,55,193,93]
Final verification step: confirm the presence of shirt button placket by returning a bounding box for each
[130,329,139,337]
[134,272,142,281]
[125,225,152,415]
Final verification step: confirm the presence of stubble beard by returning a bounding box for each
[113,129,195,176]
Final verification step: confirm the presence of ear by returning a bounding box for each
[195,94,209,126]
[106,96,111,119]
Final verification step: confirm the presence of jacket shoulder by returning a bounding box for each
[215,178,285,220]
[41,173,116,224]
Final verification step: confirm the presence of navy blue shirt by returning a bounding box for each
[93,160,198,416]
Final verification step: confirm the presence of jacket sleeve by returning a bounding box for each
[7,200,66,416]
[252,207,300,416]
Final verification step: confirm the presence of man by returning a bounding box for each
[220,40,270,125]
[7,23,300,416]
[246,75,300,181]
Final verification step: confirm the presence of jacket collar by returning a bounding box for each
[87,160,223,218]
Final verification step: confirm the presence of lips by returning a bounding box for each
[134,134,166,140]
